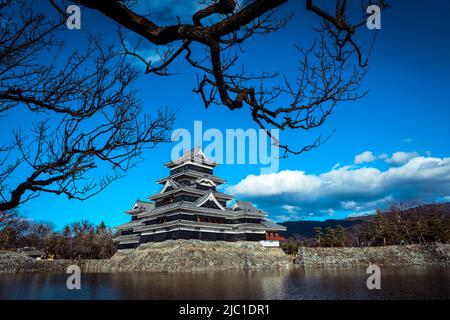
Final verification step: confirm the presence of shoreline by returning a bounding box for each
[1,241,449,274]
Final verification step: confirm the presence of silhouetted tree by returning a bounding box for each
[0,1,174,211]
[64,0,389,158]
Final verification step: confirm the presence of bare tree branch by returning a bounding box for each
[70,0,388,157]
[0,0,175,211]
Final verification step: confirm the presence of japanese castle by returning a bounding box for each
[115,148,286,249]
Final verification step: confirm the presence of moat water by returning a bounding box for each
[0,266,449,300]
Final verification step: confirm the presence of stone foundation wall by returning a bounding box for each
[4,242,447,273]
[84,240,292,272]
[0,252,76,273]
[1,240,292,273]
[296,243,450,267]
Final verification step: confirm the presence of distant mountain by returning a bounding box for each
[343,202,450,222]
[280,219,364,240]
[279,202,450,240]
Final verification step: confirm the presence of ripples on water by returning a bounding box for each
[0,266,449,300]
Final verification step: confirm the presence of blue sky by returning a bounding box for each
[3,1,450,228]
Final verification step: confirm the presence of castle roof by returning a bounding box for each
[194,190,226,210]
[156,170,225,185]
[125,200,155,214]
[164,147,217,168]
[149,184,234,201]
[233,201,264,213]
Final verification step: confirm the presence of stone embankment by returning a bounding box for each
[2,242,449,273]
[0,252,74,273]
[84,240,292,272]
[0,240,292,273]
[296,243,450,267]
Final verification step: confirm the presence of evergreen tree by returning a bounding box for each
[96,221,107,235]
[324,227,336,247]
[385,221,396,245]
[280,238,300,255]
[313,227,323,247]
[0,227,17,249]
[427,217,446,243]
[373,210,388,246]
[335,225,346,247]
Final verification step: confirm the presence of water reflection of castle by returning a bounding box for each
[116,148,285,249]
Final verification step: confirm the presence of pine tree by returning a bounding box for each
[385,221,396,245]
[0,227,17,249]
[373,210,388,246]
[335,225,346,247]
[427,217,446,243]
[324,227,336,247]
[96,221,107,235]
[313,227,323,247]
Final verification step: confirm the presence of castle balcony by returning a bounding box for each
[115,234,140,244]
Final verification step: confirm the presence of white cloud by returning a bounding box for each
[346,210,376,218]
[332,163,340,170]
[341,200,358,210]
[228,170,321,198]
[123,40,164,67]
[341,196,393,211]
[354,151,376,164]
[282,204,298,214]
[385,151,419,165]
[320,208,335,216]
[272,214,292,221]
[228,156,450,218]
[403,138,413,143]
